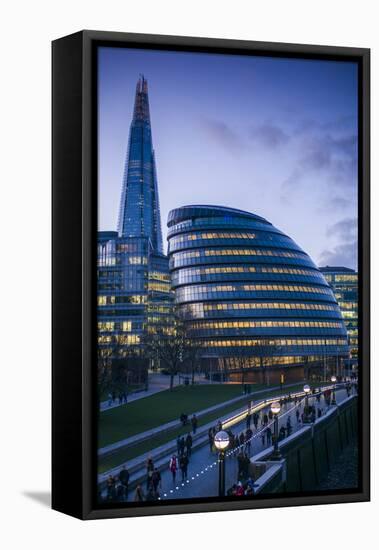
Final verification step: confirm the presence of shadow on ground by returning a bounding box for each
[23,491,51,508]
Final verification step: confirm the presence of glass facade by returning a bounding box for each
[117,76,163,253]
[319,266,358,366]
[97,77,172,382]
[167,205,349,383]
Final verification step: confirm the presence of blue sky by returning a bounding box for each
[98,47,358,269]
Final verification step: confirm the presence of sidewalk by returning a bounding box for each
[98,384,326,489]
[98,381,304,456]
[100,372,207,411]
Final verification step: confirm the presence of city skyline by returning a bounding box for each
[98,47,358,269]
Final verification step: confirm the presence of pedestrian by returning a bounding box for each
[185,433,193,457]
[116,478,125,501]
[134,484,144,502]
[106,475,116,501]
[208,427,214,451]
[146,456,154,489]
[179,436,185,457]
[246,413,251,430]
[286,416,292,436]
[263,413,268,426]
[253,413,259,429]
[239,432,245,447]
[179,453,189,481]
[261,431,266,446]
[237,450,244,479]
[236,481,244,496]
[296,409,300,423]
[107,392,112,407]
[169,454,178,483]
[191,414,198,434]
[118,465,130,499]
[266,426,272,445]
[151,468,161,492]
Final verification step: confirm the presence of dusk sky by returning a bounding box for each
[98,46,358,269]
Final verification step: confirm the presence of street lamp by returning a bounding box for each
[303,384,311,423]
[331,375,337,405]
[270,401,281,460]
[214,430,230,497]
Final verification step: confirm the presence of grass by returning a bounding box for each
[98,382,316,474]
[99,384,251,448]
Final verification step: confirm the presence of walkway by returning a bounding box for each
[99,381,307,456]
[100,372,205,411]
[99,385,352,502]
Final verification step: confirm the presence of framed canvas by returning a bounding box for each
[52,30,370,520]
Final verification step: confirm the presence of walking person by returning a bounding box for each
[179,453,189,481]
[208,427,214,452]
[151,468,161,492]
[146,456,154,489]
[185,433,193,457]
[246,412,251,430]
[179,436,185,457]
[106,474,116,501]
[266,426,272,445]
[169,454,178,484]
[134,484,144,502]
[118,465,130,500]
[286,416,292,436]
[191,414,198,434]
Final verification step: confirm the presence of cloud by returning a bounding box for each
[318,241,357,269]
[201,118,244,153]
[280,128,358,198]
[250,123,290,149]
[322,195,351,212]
[319,217,358,269]
[327,217,357,241]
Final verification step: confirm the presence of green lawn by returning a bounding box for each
[99,384,250,448]
[98,382,316,473]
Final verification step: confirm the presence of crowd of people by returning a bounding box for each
[101,385,344,503]
[107,390,128,407]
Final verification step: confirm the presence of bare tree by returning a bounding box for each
[142,315,203,391]
[185,338,203,385]
[97,338,139,399]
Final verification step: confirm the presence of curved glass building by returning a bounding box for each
[167,205,349,383]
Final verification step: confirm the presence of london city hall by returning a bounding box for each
[167,205,349,384]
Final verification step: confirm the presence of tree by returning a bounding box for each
[185,338,203,385]
[143,318,201,391]
[233,354,251,385]
[97,337,139,400]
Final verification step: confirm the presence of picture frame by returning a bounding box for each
[52,30,370,520]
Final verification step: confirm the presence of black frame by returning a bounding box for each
[52,30,370,520]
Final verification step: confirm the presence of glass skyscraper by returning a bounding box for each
[319,266,358,370]
[97,77,172,385]
[167,205,349,384]
[117,75,163,253]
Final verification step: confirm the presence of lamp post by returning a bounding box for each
[331,375,337,405]
[303,384,311,423]
[214,430,230,497]
[270,401,281,460]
